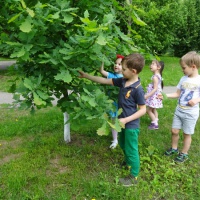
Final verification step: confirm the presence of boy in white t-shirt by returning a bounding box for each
[161,51,200,163]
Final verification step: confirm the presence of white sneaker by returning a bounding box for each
[109,140,118,149]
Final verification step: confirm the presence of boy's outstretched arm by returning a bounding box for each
[119,104,146,125]
[166,89,181,98]
[78,70,113,85]
[158,89,181,100]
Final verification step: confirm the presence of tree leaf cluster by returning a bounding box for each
[0,0,145,134]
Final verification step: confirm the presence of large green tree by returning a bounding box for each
[1,0,146,142]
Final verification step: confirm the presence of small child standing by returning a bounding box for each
[99,54,124,149]
[145,60,164,130]
[161,51,200,163]
[79,53,146,186]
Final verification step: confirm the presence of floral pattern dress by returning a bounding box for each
[145,74,163,108]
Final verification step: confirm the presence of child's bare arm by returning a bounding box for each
[119,104,146,125]
[78,70,113,85]
[158,89,180,100]
[188,97,200,106]
[99,62,108,77]
[166,89,181,98]
[145,76,159,99]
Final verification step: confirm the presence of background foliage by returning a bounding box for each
[1,0,200,58]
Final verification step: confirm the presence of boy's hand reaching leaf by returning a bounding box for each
[78,70,86,78]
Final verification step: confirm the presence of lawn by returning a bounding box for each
[0,56,200,200]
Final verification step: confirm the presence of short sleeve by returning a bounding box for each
[112,77,124,87]
[135,86,145,105]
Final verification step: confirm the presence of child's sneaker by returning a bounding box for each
[109,140,118,149]
[174,153,188,163]
[119,161,130,170]
[164,148,179,156]
[119,174,138,187]
[148,123,159,130]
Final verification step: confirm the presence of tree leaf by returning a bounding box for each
[10,47,25,58]
[84,10,89,18]
[107,118,124,132]
[24,78,34,90]
[20,19,32,33]
[8,13,21,23]
[117,108,123,116]
[54,70,72,83]
[161,92,168,100]
[6,41,22,46]
[33,92,46,106]
[20,0,26,9]
[62,13,73,23]
[36,90,49,100]
[107,121,116,129]
[97,122,110,136]
[51,11,60,19]
[80,95,96,107]
[96,34,107,45]
[132,15,146,26]
[115,26,132,42]
[26,8,35,17]
[103,14,114,24]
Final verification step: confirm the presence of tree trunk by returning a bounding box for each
[127,0,132,35]
[63,112,71,143]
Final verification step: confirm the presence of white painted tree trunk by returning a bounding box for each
[63,112,71,143]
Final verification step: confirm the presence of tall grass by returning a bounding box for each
[0,57,200,200]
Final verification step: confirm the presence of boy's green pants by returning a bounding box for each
[118,128,140,177]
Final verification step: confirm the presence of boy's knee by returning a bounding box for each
[171,128,179,135]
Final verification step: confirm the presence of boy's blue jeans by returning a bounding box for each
[118,128,140,177]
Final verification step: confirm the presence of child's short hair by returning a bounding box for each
[122,53,145,73]
[180,51,200,69]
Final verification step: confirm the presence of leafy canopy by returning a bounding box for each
[2,0,146,135]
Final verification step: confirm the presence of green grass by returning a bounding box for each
[141,56,182,87]
[0,70,18,92]
[0,57,200,199]
[0,57,14,61]
[0,104,200,199]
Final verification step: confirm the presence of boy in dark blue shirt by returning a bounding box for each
[78,53,146,186]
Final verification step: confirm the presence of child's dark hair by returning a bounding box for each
[159,61,164,89]
[122,53,145,73]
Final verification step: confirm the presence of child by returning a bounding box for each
[99,54,124,149]
[161,51,200,163]
[78,53,146,186]
[145,60,164,130]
